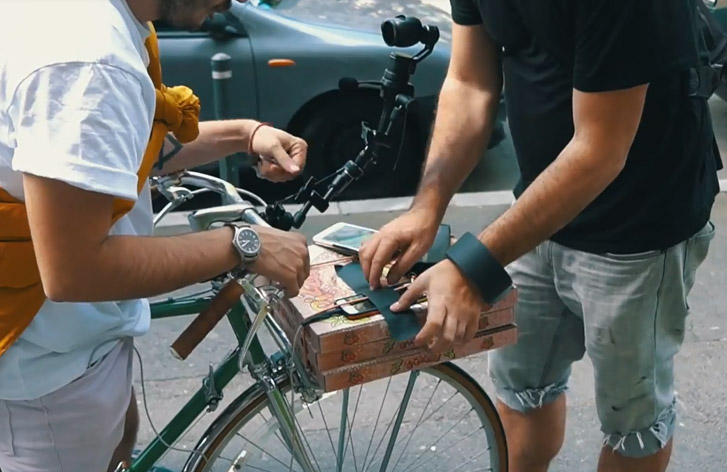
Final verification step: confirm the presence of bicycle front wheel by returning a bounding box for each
[184,362,508,472]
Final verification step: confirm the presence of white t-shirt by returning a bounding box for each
[0,0,157,400]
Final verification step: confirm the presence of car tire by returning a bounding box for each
[297,93,424,201]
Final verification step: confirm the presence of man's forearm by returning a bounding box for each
[153,119,260,175]
[44,227,240,302]
[478,137,626,266]
[412,77,501,220]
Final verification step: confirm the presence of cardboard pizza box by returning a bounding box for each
[281,245,517,350]
[316,324,518,392]
[270,244,519,392]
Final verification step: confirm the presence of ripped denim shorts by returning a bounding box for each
[488,221,715,458]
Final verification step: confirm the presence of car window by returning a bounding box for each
[152,20,176,33]
[152,14,246,38]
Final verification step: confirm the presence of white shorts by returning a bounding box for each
[0,338,134,472]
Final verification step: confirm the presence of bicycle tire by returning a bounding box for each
[183,362,508,472]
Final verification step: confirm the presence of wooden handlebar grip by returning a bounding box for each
[170,280,245,360]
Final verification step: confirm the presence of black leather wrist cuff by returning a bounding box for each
[445,232,513,305]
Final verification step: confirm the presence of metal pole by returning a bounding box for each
[211,52,240,187]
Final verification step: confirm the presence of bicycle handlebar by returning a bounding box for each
[154,171,271,360]
[170,279,245,360]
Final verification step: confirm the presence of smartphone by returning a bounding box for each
[335,295,378,320]
[312,222,377,256]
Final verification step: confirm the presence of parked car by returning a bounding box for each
[709,0,727,28]
[154,0,507,204]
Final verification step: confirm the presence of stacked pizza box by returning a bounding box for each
[272,245,518,392]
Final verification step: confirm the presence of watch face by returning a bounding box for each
[236,228,261,257]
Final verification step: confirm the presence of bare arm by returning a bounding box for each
[390,84,648,352]
[478,85,648,265]
[24,174,309,302]
[24,175,239,301]
[152,119,259,176]
[358,23,504,285]
[412,23,503,221]
[153,118,306,181]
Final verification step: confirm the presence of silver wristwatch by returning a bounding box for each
[226,223,261,267]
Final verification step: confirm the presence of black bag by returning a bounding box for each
[687,1,727,98]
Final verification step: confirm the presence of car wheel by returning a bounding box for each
[297,93,424,201]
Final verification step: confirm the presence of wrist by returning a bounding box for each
[218,225,242,273]
[224,223,262,272]
[411,176,452,221]
[229,119,260,154]
[246,120,272,156]
[445,232,513,305]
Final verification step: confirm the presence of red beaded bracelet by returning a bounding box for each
[247,121,272,156]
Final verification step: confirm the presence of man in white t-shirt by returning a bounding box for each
[0,1,312,471]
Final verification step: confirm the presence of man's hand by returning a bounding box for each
[359,209,440,289]
[392,260,485,353]
[250,126,307,182]
[249,226,310,297]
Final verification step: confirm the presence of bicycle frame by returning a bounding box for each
[129,296,261,472]
[130,285,320,472]
[120,14,446,468]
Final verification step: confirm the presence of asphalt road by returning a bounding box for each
[138,195,727,472]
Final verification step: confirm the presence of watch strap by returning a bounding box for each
[224,222,258,266]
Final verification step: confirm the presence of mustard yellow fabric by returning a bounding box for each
[0,23,200,357]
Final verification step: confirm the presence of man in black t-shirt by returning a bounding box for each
[359,0,719,470]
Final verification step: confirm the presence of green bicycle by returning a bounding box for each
[124,170,508,472]
[121,15,510,472]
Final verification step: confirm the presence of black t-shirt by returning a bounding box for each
[451,0,720,254]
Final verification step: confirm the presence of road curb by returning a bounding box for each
[154,189,516,230]
[155,181,727,230]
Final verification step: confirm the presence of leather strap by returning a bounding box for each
[445,232,513,305]
[424,223,451,263]
[412,224,450,274]
[333,224,453,341]
[335,263,421,341]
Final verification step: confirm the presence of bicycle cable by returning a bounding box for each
[277,170,339,205]
[133,345,212,468]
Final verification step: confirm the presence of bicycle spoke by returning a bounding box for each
[450,449,488,472]
[362,402,403,472]
[345,404,361,472]
[343,385,364,466]
[203,368,501,472]
[317,400,339,460]
[235,431,294,469]
[386,386,462,468]
[290,399,323,472]
[400,408,474,472]
[361,377,392,470]
[393,388,457,453]
[422,426,487,467]
[378,370,419,472]
[240,463,283,472]
[257,410,292,453]
[389,379,443,471]
[336,388,350,472]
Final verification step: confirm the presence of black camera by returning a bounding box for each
[265,16,441,230]
[381,15,440,49]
